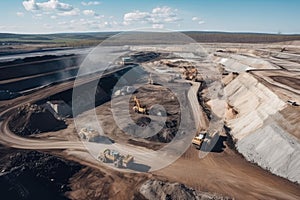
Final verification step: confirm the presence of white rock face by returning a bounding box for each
[238,123,300,183]
[225,73,300,183]
[225,73,286,140]
[216,54,277,72]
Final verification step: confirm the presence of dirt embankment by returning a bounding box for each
[0,148,82,200]
[9,104,66,136]
[270,76,300,91]
[67,167,148,200]
[139,179,232,200]
[129,85,181,143]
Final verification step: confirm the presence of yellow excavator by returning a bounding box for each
[133,96,147,114]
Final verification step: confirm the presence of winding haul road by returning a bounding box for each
[0,48,300,199]
[0,63,203,173]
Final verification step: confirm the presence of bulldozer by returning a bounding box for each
[133,96,147,114]
[97,149,134,168]
[192,131,206,149]
[79,127,99,142]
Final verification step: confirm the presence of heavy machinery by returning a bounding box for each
[192,131,206,149]
[287,100,299,106]
[183,66,198,81]
[97,149,134,168]
[121,57,134,65]
[133,96,147,114]
[79,127,99,142]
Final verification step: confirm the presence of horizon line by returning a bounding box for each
[1,30,300,36]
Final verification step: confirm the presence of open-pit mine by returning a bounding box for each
[0,34,300,200]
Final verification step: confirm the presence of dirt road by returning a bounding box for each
[155,144,300,200]
[0,46,300,199]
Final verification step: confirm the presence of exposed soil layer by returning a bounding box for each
[156,143,300,200]
[129,85,181,143]
[1,43,300,200]
[91,84,182,145]
[9,104,66,136]
[66,165,231,200]
[127,139,162,151]
[270,76,300,90]
[0,147,82,200]
[131,51,161,63]
[67,167,148,200]
[139,179,232,200]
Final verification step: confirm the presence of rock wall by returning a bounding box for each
[215,54,277,72]
[139,179,231,200]
[224,72,300,183]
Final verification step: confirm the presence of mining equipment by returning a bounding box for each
[79,127,99,142]
[97,149,134,168]
[287,100,299,106]
[192,131,206,149]
[121,57,134,65]
[133,96,147,114]
[183,66,198,81]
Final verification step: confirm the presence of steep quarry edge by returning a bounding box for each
[224,72,300,183]
[214,53,278,72]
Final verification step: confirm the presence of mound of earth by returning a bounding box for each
[128,85,181,143]
[146,120,178,143]
[128,116,177,143]
[0,149,82,200]
[139,179,232,200]
[131,51,160,63]
[9,104,67,136]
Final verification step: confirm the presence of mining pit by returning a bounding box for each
[0,44,300,200]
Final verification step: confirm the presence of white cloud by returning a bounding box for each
[192,16,204,25]
[81,1,100,6]
[152,24,164,29]
[43,23,53,29]
[123,6,181,26]
[123,10,150,25]
[22,0,73,12]
[94,14,104,19]
[16,12,25,17]
[83,9,95,16]
[58,21,67,25]
[0,26,24,31]
[23,0,38,11]
[152,6,172,15]
[150,6,180,23]
[123,6,181,27]
[59,17,118,31]
[50,15,57,19]
[38,0,73,11]
[58,8,80,16]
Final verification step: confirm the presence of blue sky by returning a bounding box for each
[0,0,299,34]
